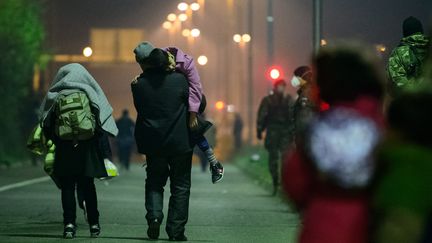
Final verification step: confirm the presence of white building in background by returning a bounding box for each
[54,28,145,64]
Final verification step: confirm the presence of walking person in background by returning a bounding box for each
[39,63,118,239]
[371,31,432,243]
[233,113,243,151]
[388,16,430,95]
[257,79,294,196]
[116,109,135,171]
[282,43,385,243]
[290,66,316,145]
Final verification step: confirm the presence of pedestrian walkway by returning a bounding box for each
[0,162,299,242]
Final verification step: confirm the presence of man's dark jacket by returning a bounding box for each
[131,69,192,156]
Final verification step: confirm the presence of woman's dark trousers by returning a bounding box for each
[59,176,99,225]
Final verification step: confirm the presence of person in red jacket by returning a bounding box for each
[282,43,385,243]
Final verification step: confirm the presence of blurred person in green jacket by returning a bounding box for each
[372,87,432,243]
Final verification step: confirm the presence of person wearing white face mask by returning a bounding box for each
[291,66,317,145]
[256,79,294,196]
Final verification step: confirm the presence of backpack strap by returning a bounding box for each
[396,43,421,77]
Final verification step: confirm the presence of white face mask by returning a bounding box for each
[291,76,301,88]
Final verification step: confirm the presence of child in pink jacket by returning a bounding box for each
[134,42,224,183]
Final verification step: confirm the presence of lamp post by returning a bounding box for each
[267,0,274,64]
[313,0,322,55]
[233,29,252,144]
[247,0,254,145]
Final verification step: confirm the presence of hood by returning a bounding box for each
[400,33,430,50]
[39,63,119,137]
[307,106,382,189]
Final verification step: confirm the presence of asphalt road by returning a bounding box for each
[0,163,299,243]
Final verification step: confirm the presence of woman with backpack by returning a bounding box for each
[39,63,118,239]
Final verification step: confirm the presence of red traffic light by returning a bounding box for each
[267,66,283,81]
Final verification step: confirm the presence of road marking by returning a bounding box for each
[0,176,50,193]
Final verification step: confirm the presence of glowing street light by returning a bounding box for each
[215,101,225,111]
[167,13,177,22]
[178,2,189,11]
[227,104,235,113]
[83,47,93,57]
[320,39,327,46]
[190,2,200,11]
[197,55,208,66]
[242,34,251,43]
[162,21,172,30]
[376,44,386,53]
[182,29,191,37]
[191,28,200,37]
[234,34,251,43]
[233,34,242,43]
[178,13,188,22]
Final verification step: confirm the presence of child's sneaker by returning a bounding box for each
[90,224,100,238]
[210,161,224,184]
[63,223,76,239]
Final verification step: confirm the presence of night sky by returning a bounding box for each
[49,0,431,55]
[46,0,431,119]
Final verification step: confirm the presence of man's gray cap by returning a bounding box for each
[134,41,155,63]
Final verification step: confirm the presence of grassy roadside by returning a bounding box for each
[231,145,296,203]
[231,145,299,235]
[231,145,273,191]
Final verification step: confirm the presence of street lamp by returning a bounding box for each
[190,2,200,11]
[227,104,235,113]
[191,28,200,37]
[162,21,172,30]
[320,39,327,46]
[242,34,251,43]
[182,29,191,37]
[178,13,188,22]
[215,101,225,111]
[167,13,177,22]
[233,34,242,43]
[313,0,323,55]
[234,34,251,43]
[197,55,208,65]
[376,44,386,53]
[178,2,189,11]
[83,47,93,57]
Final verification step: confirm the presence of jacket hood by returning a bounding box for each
[400,33,430,50]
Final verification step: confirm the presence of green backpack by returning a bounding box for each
[55,90,96,144]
